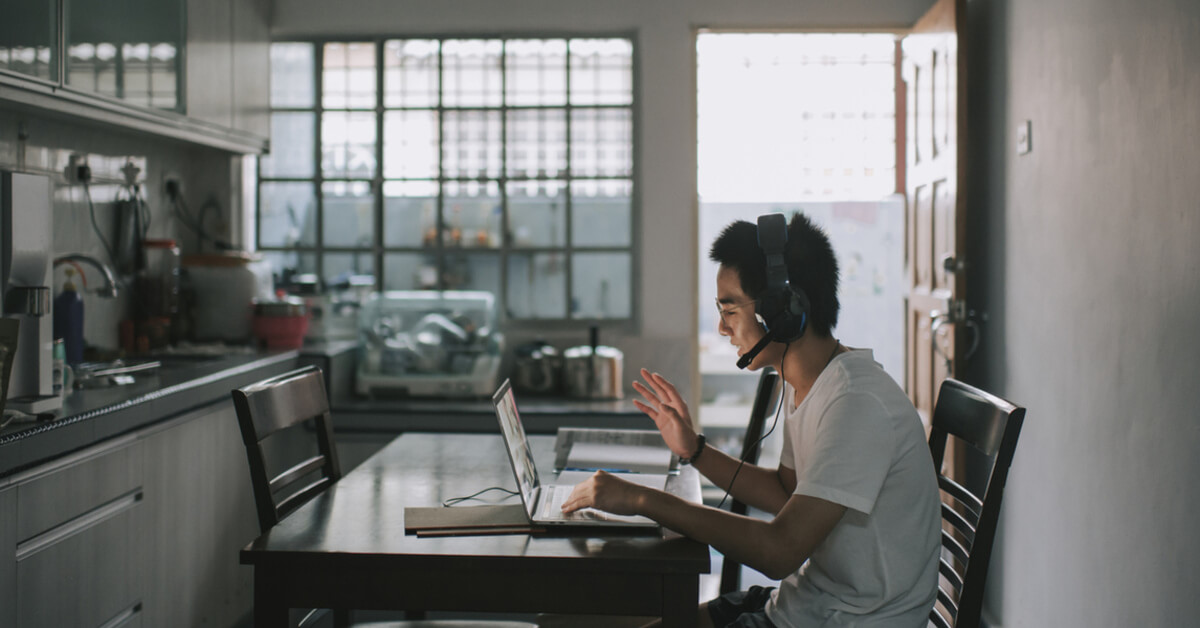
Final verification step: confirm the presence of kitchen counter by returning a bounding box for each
[297,341,650,434]
[0,350,300,479]
[329,395,650,434]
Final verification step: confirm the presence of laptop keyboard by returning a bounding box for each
[540,485,608,521]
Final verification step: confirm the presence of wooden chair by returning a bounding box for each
[718,368,780,595]
[233,365,343,534]
[927,379,1026,628]
[232,366,535,628]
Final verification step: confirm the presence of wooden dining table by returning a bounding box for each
[240,432,711,627]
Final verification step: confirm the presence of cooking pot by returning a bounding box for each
[563,328,623,399]
[512,340,563,395]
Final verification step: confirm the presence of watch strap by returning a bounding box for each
[680,433,706,465]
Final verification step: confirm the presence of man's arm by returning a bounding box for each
[563,473,845,580]
[688,440,797,515]
[629,369,796,514]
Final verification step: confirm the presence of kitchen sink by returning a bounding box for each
[71,359,162,389]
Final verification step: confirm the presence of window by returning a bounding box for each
[258,37,636,322]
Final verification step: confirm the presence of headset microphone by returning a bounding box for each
[736,213,811,370]
[736,326,777,369]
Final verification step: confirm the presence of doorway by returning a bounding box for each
[695,31,906,474]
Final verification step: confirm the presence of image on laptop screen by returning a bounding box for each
[493,379,540,507]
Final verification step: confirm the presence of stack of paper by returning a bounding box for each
[564,442,674,475]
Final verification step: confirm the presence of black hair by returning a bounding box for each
[708,212,840,338]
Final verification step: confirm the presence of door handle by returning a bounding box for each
[929,309,981,373]
[941,254,965,274]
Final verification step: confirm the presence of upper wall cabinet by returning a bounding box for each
[0,2,58,82]
[0,0,270,154]
[65,0,185,112]
[186,0,270,139]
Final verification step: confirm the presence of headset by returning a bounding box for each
[736,213,811,369]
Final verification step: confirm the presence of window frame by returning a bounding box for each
[257,33,641,332]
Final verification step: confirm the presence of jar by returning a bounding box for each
[138,239,181,348]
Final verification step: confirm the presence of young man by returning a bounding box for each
[562,213,941,627]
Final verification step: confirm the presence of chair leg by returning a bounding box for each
[333,608,351,627]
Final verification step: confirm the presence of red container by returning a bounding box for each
[252,299,309,349]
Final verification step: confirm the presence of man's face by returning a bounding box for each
[715,265,778,370]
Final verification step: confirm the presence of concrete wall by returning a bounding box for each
[965,0,1200,625]
[271,0,931,400]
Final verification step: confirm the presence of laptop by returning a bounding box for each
[491,378,660,528]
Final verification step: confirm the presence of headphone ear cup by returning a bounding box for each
[755,285,809,342]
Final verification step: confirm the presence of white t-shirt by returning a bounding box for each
[765,348,940,628]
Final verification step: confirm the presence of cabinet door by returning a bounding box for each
[231,0,270,138]
[64,0,185,111]
[14,439,145,628]
[0,486,14,628]
[185,0,234,127]
[142,401,260,627]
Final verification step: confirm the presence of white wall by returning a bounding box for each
[0,112,242,351]
[965,0,1200,625]
[271,0,932,399]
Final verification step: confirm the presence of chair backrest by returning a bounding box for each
[927,379,1025,628]
[232,365,342,534]
[719,368,781,595]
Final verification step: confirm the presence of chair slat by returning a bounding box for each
[275,478,336,520]
[929,604,954,628]
[940,502,977,544]
[939,474,983,518]
[936,587,959,621]
[942,526,971,566]
[270,455,328,495]
[939,557,964,593]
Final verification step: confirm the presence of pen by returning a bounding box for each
[562,466,639,474]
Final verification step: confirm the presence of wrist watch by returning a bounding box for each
[680,433,706,465]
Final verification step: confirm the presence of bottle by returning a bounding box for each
[138,239,181,349]
[52,339,65,397]
[53,268,85,365]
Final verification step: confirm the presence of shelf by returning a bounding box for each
[0,73,268,155]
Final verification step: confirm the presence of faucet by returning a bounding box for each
[53,254,119,298]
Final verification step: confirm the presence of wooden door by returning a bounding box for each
[902,0,972,449]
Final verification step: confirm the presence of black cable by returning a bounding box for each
[170,192,233,250]
[441,486,520,507]
[718,344,788,511]
[83,181,119,268]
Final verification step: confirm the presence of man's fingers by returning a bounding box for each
[639,367,669,399]
[651,372,682,404]
[631,379,662,406]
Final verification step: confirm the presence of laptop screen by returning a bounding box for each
[491,379,540,514]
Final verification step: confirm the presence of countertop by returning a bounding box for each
[0,351,300,479]
[0,342,655,478]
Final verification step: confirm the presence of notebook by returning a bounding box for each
[491,378,660,528]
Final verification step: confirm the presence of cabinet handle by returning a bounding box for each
[97,601,142,628]
[15,488,143,561]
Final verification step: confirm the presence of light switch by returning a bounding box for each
[1017,120,1032,155]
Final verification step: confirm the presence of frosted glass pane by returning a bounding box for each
[259,182,316,247]
[507,253,566,319]
[321,181,373,247]
[384,39,439,107]
[571,252,631,319]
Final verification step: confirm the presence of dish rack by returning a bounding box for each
[355,290,503,398]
